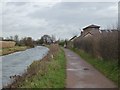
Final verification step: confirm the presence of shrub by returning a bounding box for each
[73,30,118,60]
[99,32,118,60]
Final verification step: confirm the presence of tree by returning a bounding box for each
[14,35,19,45]
[41,35,52,44]
[10,36,13,41]
[19,37,34,47]
[58,39,65,46]
[26,37,34,48]
[0,37,4,41]
[19,37,26,46]
[37,38,44,45]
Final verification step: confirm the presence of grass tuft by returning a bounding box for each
[21,49,66,88]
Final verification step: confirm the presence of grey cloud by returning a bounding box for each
[28,2,117,25]
[51,2,114,10]
[6,2,28,6]
[2,2,117,40]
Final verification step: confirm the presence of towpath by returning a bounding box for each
[63,48,117,88]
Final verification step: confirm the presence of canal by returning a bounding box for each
[1,46,49,87]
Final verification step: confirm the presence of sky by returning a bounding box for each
[0,0,118,40]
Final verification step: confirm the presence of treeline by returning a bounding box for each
[1,35,34,48]
[74,30,118,60]
[1,34,57,48]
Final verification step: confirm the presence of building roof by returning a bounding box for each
[83,24,100,30]
[82,32,93,37]
[69,36,77,41]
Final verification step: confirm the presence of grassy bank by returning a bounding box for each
[7,44,66,88]
[70,48,119,86]
[0,46,28,56]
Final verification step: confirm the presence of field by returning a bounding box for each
[0,46,28,56]
[0,41,16,48]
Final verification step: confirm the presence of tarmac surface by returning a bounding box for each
[64,48,117,88]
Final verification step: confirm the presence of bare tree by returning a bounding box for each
[10,36,13,41]
[14,35,19,45]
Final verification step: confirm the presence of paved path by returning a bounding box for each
[64,48,117,88]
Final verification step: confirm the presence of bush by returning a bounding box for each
[59,40,66,46]
[99,32,118,60]
[73,31,118,60]
[74,36,94,56]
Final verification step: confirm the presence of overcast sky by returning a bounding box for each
[1,1,118,40]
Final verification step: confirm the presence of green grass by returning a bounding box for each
[20,48,66,88]
[0,46,28,56]
[71,48,119,86]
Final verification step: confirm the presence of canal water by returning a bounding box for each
[0,46,49,88]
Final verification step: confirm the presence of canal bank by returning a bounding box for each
[4,44,66,88]
[1,46,49,88]
[0,46,28,56]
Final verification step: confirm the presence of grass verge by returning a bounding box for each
[70,48,119,86]
[6,44,66,88]
[0,46,28,56]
